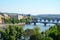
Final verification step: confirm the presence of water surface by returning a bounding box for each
[24,23,55,32]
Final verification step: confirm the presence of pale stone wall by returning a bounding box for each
[18,15,24,20]
[18,15,27,20]
[0,15,3,23]
[3,14,10,19]
[0,14,10,23]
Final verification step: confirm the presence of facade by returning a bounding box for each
[6,13,18,19]
[18,14,27,20]
[18,15,24,20]
[0,15,4,23]
[0,13,10,23]
[3,14,10,19]
[0,13,28,23]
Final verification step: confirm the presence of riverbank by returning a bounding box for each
[0,23,25,29]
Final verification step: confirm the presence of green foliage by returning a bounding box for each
[15,26,24,39]
[30,25,60,40]
[29,27,41,40]
[0,24,60,40]
[56,24,60,34]
[4,16,32,23]
[0,25,24,40]
[45,26,58,36]
[29,34,41,40]
[33,27,41,35]
[11,18,19,24]
[19,19,26,22]
[4,18,19,24]
[45,25,60,40]
[42,37,53,40]
[4,18,11,23]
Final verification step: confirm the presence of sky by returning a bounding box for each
[0,0,60,15]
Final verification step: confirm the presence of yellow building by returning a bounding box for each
[0,13,10,23]
[18,15,27,20]
[3,14,10,19]
[0,15,4,23]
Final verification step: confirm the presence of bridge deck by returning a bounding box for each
[30,21,60,24]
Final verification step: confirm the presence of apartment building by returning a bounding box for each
[18,14,27,20]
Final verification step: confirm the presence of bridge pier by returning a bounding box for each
[44,23,47,26]
[57,20,59,23]
[25,22,31,24]
[40,19,42,22]
[34,22,36,25]
[55,23,59,26]
[55,23,57,25]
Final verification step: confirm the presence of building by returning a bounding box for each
[0,13,29,23]
[18,15,24,20]
[3,14,10,19]
[0,13,10,23]
[18,14,27,20]
[0,14,4,23]
[5,13,18,19]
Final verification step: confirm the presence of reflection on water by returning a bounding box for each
[24,23,55,32]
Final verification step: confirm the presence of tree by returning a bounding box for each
[15,26,24,40]
[29,27,42,40]
[4,18,11,23]
[0,25,17,40]
[56,24,60,40]
[11,18,18,24]
[4,18,19,24]
[42,37,53,40]
[45,25,60,40]
[19,19,26,22]
[0,25,24,40]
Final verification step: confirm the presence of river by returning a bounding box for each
[24,23,55,32]
[0,23,56,32]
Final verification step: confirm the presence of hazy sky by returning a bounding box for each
[0,0,60,15]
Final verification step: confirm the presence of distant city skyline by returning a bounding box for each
[0,0,60,15]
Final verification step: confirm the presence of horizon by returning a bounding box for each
[0,12,60,16]
[0,0,60,15]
